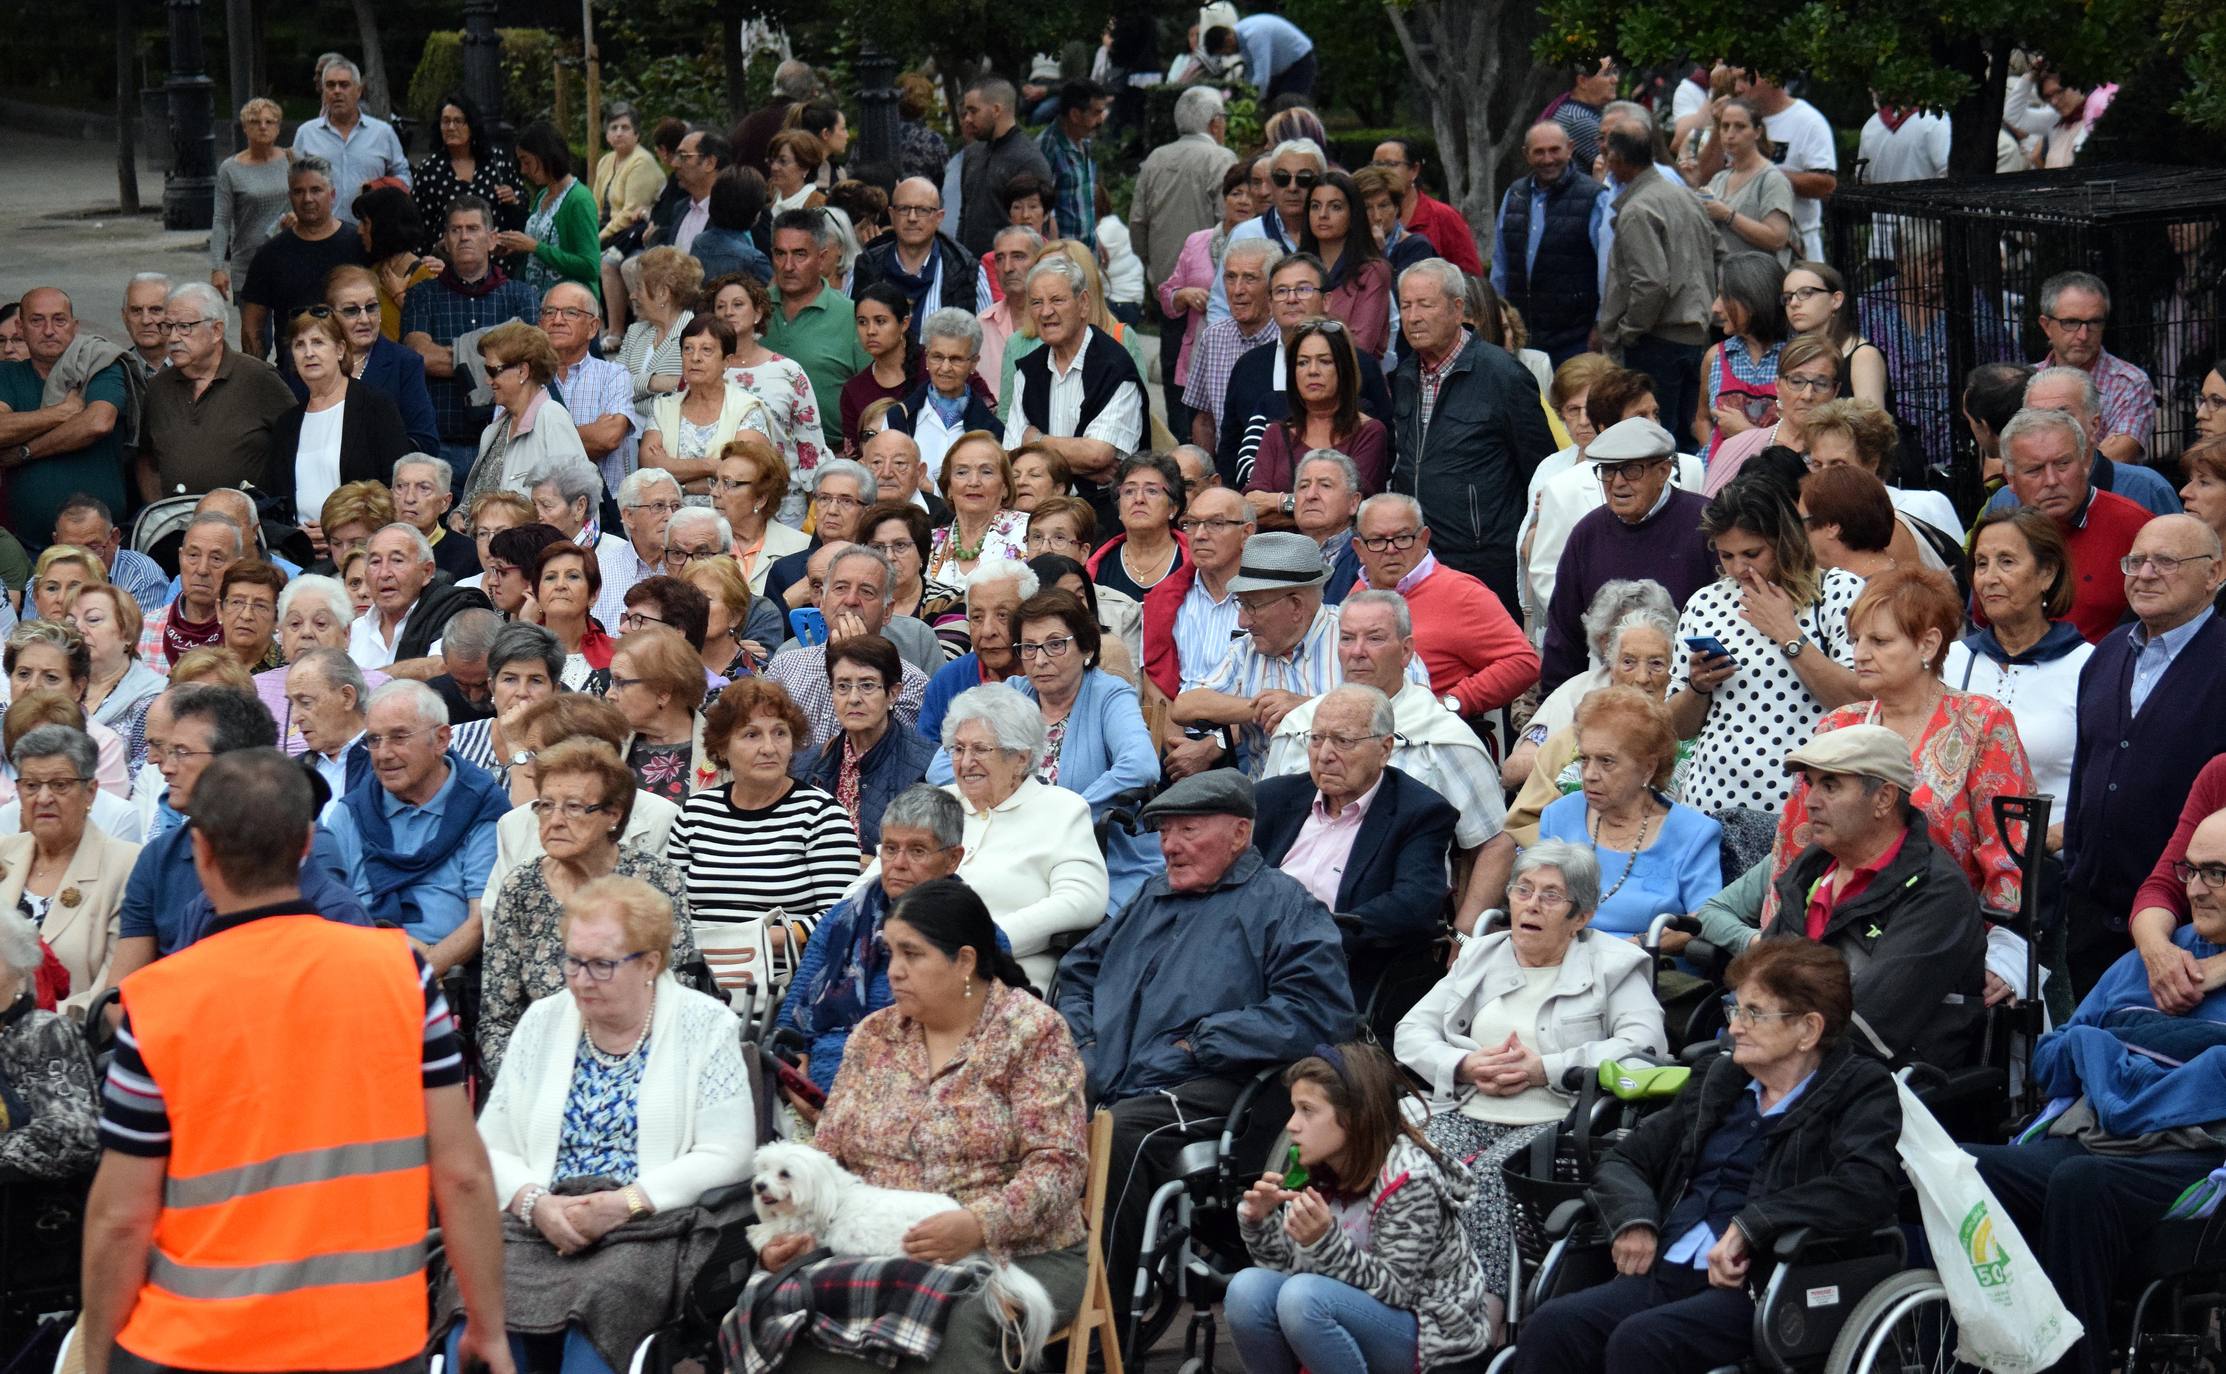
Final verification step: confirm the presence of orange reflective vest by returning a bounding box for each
[116,913,433,1372]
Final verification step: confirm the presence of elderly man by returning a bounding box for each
[426,608,501,724]
[1003,254,1148,519]
[917,558,1036,743]
[1391,258,1558,616]
[764,209,870,436]
[400,197,541,471]
[1351,493,1537,718]
[659,128,726,255]
[108,686,370,983]
[2030,271,2158,465]
[349,523,493,673]
[1060,767,1355,1298]
[951,75,1054,257]
[290,55,409,210]
[238,158,369,378]
[0,288,135,541]
[766,545,934,752]
[1183,239,1283,452]
[1130,86,1235,296]
[1759,724,1987,1068]
[1267,588,1511,927]
[1172,444,1218,497]
[135,513,242,668]
[732,59,817,172]
[974,225,1042,404]
[390,453,475,580]
[1369,137,1483,276]
[285,646,371,807]
[539,281,640,493]
[1596,123,1722,444]
[325,680,508,975]
[1254,448,1364,601]
[120,272,172,380]
[1983,364,2180,519]
[1540,417,1717,694]
[52,495,167,613]
[852,179,978,335]
[1995,407,2154,643]
[1217,253,1397,483]
[155,489,302,605]
[884,317,993,491]
[524,457,630,570]
[596,468,683,628]
[1970,808,2226,1374]
[136,281,297,501]
[1255,682,1458,1006]
[764,457,877,610]
[1492,122,1605,366]
[2063,513,2226,996]
[1140,485,1250,773]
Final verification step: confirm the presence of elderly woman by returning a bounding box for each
[1798,465,1910,583]
[927,432,1030,581]
[1505,578,1675,790]
[480,693,686,896]
[1010,441,1072,513]
[931,685,1108,989]
[708,272,829,523]
[755,877,1090,1373]
[670,679,861,1001]
[713,438,813,594]
[217,558,286,672]
[479,740,701,1076]
[1535,687,1724,937]
[810,634,935,853]
[765,129,830,217]
[2180,435,2226,561]
[3,623,129,799]
[1804,397,1964,551]
[681,552,777,681]
[534,538,615,692]
[619,247,702,407]
[463,322,588,511]
[452,622,563,783]
[1026,551,1141,689]
[460,874,750,1374]
[591,101,662,245]
[1086,451,1188,601]
[8,694,141,845]
[1668,477,1863,815]
[0,905,100,1176]
[860,501,962,640]
[1700,333,1842,496]
[258,574,381,754]
[1397,841,1663,1304]
[607,625,713,800]
[1765,571,2035,990]
[888,309,1000,483]
[643,314,774,499]
[0,725,139,1016]
[312,480,394,575]
[1508,606,1689,844]
[71,584,163,734]
[1510,942,1897,1374]
[1246,319,1390,507]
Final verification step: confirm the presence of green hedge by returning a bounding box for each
[406,29,563,129]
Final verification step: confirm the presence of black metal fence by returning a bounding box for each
[1825,163,2226,514]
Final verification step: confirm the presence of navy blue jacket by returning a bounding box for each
[1494,170,1604,353]
[885,378,1000,443]
[809,722,936,852]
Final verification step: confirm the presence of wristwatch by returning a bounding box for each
[1281,493,1295,516]
[1440,693,1463,714]
[1782,634,1809,660]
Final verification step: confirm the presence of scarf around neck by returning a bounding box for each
[338,752,511,927]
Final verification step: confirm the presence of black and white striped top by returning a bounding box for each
[667,782,862,974]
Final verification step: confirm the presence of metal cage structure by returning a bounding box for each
[1825,163,2226,515]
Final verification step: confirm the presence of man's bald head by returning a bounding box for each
[19,288,71,318]
[889,177,945,249]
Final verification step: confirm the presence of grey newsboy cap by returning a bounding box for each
[1584,416,1677,463]
[1140,768,1256,826]
[1224,531,1329,594]
[1783,723,1916,792]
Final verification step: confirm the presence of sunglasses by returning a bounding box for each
[1270,170,1321,189]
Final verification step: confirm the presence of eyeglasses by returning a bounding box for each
[16,778,89,798]
[1356,531,1419,551]
[291,305,334,320]
[863,540,914,562]
[1509,882,1571,907]
[158,318,219,335]
[1119,483,1171,501]
[563,950,647,982]
[152,744,214,765]
[1238,592,1301,615]
[1016,635,1076,659]
[664,547,722,568]
[1177,517,1248,536]
[880,839,957,863]
[220,596,275,616]
[1779,286,1831,306]
[532,799,612,821]
[2173,859,2226,890]
[538,306,597,322]
[891,204,941,218]
[1779,373,1838,396]
[332,302,379,320]
[817,493,867,511]
[1594,457,1668,485]
[1269,170,1321,189]
[2120,552,2217,575]
[2043,315,2107,334]
[924,350,977,369]
[947,742,1010,761]
[831,676,887,697]
[707,476,756,493]
[365,727,432,750]
[1305,731,1384,751]
[2198,394,2226,415]
[1299,318,1348,335]
[1720,995,1808,1027]
[1271,284,1322,301]
[617,610,667,631]
[625,498,684,516]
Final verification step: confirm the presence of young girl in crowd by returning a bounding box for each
[1228,1041,1495,1373]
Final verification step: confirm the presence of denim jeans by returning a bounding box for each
[1225,1267,1420,1374]
[443,1322,615,1374]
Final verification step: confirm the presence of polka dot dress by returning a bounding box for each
[1670,568,1864,815]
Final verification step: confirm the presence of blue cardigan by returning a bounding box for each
[1537,793,1724,938]
[928,668,1164,910]
[809,720,937,851]
[917,652,988,746]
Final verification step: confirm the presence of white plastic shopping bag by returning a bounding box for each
[1892,1078,2082,1374]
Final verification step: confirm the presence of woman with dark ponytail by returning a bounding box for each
[771,875,1094,1368]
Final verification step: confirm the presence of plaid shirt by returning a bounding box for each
[2043,347,2157,454]
[1037,124,1098,247]
[765,641,930,753]
[722,1254,974,1374]
[1416,328,1474,435]
[399,275,541,443]
[137,601,221,670]
[554,353,640,493]
[1180,317,1278,429]
[1198,602,1430,773]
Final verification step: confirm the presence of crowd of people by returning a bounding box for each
[3,26,2221,1374]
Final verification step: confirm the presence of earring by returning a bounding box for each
[964,976,973,1000]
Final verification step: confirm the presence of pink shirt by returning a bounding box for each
[674,197,710,253]
[1279,774,1385,911]
[976,298,1019,404]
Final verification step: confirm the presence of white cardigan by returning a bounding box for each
[948,776,1108,989]
[1395,928,1666,1108]
[480,978,755,1214]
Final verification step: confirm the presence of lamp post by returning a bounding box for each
[461,0,508,140]
[856,39,899,168]
[162,0,216,228]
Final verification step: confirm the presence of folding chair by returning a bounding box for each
[1052,1109,1124,1374]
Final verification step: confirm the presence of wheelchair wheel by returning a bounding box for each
[1824,1268,1977,1374]
[2125,1274,2226,1373]
[1126,1202,1187,1362]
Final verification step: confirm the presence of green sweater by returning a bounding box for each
[524,180,602,300]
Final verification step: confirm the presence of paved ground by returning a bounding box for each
[0,129,217,335]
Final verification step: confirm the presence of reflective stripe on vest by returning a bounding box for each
[163,1136,429,1210]
[147,1238,426,1300]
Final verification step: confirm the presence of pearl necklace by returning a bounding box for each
[581,985,655,1066]
[1590,798,1659,903]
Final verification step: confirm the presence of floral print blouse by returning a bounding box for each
[479,847,702,1079]
[1762,691,2035,922]
[926,509,1031,584]
[0,998,101,1180]
[814,980,1088,1259]
[727,356,829,527]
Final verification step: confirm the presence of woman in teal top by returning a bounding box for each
[499,121,602,302]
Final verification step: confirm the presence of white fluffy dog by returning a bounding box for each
[746,1140,1058,1369]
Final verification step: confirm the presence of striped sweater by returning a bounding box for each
[667,783,862,979]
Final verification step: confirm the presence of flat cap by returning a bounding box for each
[1783,724,1916,793]
[1584,416,1677,463]
[1224,531,1329,594]
[1140,768,1256,825]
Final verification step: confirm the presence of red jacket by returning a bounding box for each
[1405,192,1483,277]
[1141,560,1201,701]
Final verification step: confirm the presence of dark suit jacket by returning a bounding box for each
[261,378,413,525]
[1253,765,1458,996]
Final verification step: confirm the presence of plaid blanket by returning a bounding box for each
[719,1251,980,1374]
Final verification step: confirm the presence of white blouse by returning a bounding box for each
[295,401,346,524]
